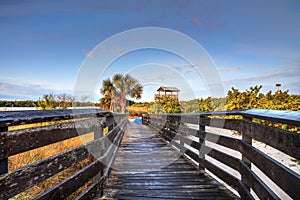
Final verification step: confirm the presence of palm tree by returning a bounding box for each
[99,95,111,111]
[100,78,115,111]
[99,74,143,113]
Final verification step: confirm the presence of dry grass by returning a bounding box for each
[127,106,148,117]
[8,121,96,199]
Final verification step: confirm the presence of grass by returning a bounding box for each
[7,120,96,199]
[127,105,148,117]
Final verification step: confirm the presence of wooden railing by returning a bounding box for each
[0,109,128,199]
[143,109,300,199]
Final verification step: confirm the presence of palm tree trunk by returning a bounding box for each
[120,93,126,113]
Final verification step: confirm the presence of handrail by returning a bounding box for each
[143,109,300,200]
[0,109,128,200]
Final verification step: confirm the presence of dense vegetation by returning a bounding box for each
[225,85,300,111]
[0,94,96,109]
[148,95,181,114]
[128,85,300,116]
[2,85,299,113]
[0,100,36,107]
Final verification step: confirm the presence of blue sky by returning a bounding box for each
[0,0,299,102]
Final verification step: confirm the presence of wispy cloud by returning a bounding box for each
[223,65,300,93]
[0,82,74,100]
[0,77,73,100]
[191,18,201,25]
[217,66,243,72]
[224,66,299,83]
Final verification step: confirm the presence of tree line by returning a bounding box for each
[0,93,96,109]
[129,85,300,115]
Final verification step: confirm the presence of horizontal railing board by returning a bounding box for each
[151,123,200,163]
[241,109,300,126]
[150,120,252,199]
[35,119,127,200]
[145,110,300,200]
[0,109,112,128]
[199,131,241,152]
[206,147,241,172]
[200,118,300,160]
[0,116,124,198]
[159,123,242,182]
[199,158,240,191]
[152,119,241,176]
[103,119,127,151]
[0,141,95,199]
[202,130,300,198]
[35,159,105,200]
[239,161,278,200]
[240,121,300,160]
[149,109,300,126]
[75,176,106,200]
[199,118,242,132]
[166,123,199,137]
[163,129,202,150]
[0,118,102,159]
[0,109,127,199]
[241,141,300,199]
[103,124,126,178]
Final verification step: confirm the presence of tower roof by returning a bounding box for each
[157,87,180,92]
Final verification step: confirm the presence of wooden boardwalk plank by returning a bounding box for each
[103,123,238,199]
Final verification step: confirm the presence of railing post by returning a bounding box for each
[142,114,149,125]
[94,125,104,159]
[0,126,8,175]
[241,116,253,192]
[199,115,205,171]
[107,115,114,132]
[172,115,184,155]
[93,123,104,197]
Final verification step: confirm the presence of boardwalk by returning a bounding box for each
[104,123,238,199]
[1,109,298,199]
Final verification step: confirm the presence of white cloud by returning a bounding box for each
[223,65,300,94]
[0,81,73,100]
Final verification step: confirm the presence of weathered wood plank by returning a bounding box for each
[0,119,127,200]
[241,141,300,199]
[35,121,126,199]
[241,109,300,126]
[75,176,106,200]
[200,118,300,160]
[0,118,102,159]
[239,161,278,199]
[206,147,241,172]
[149,109,300,126]
[104,123,238,199]
[0,109,111,128]
[200,158,240,190]
[163,128,202,150]
[200,131,241,152]
[199,118,242,132]
[240,120,300,160]
[0,142,93,199]
[167,122,199,136]
[35,160,105,199]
